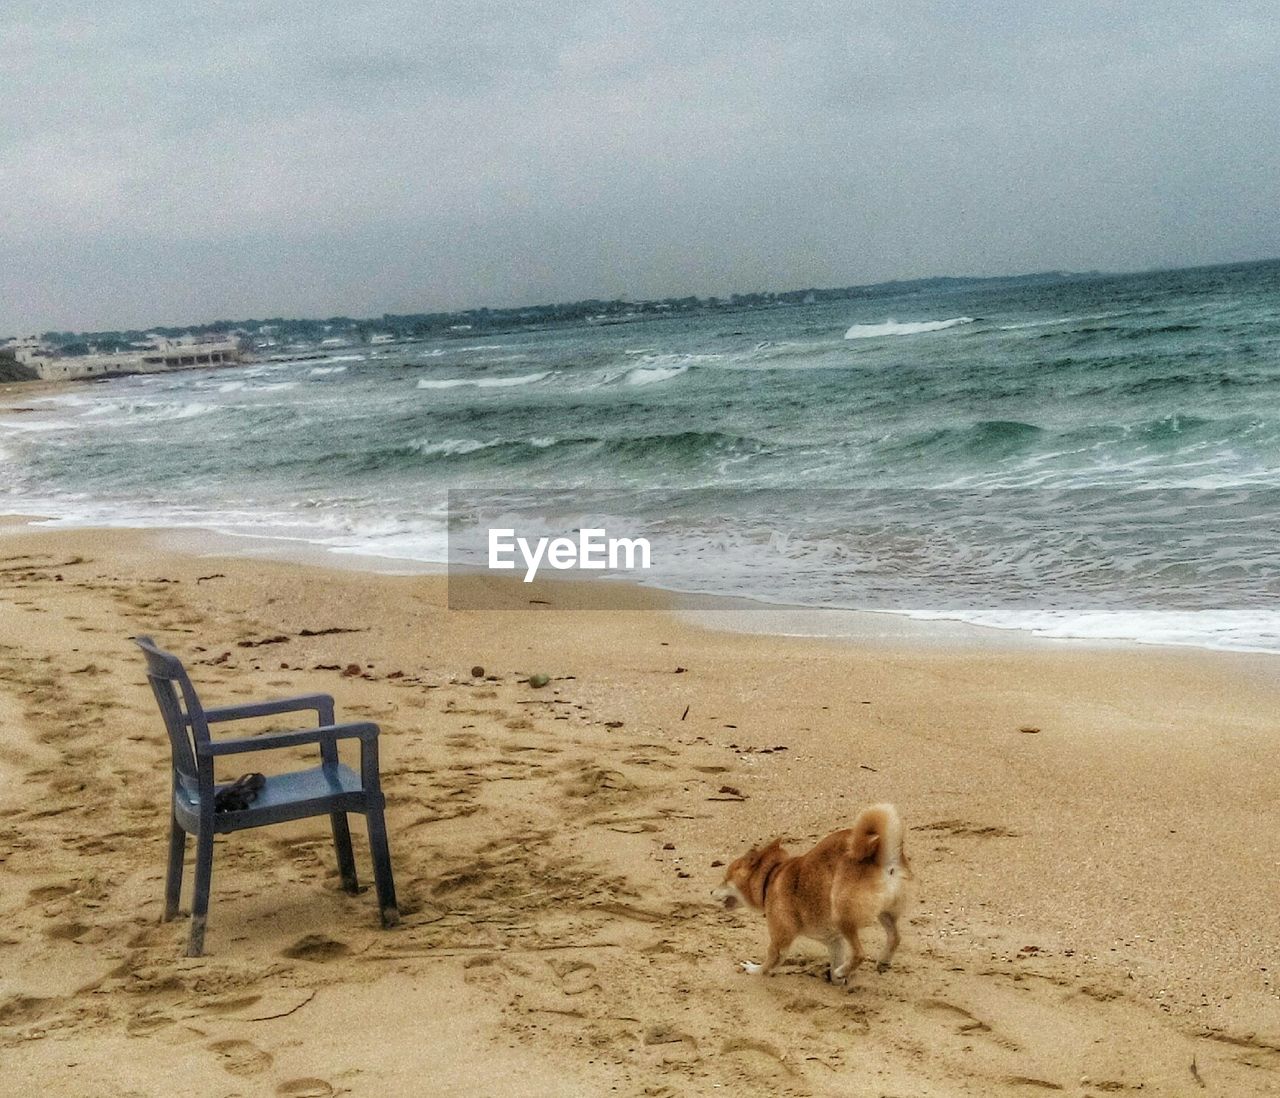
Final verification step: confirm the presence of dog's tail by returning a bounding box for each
[847,802,907,871]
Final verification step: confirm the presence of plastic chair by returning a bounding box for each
[134,635,399,956]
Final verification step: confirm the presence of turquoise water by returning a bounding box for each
[5,259,1280,649]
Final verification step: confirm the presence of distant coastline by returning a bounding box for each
[15,255,1279,368]
[12,267,1118,356]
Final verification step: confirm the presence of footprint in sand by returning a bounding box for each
[276,1079,335,1097]
[44,920,91,941]
[281,935,352,962]
[0,995,51,1026]
[621,753,676,770]
[915,818,1020,839]
[562,765,636,799]
[918,999,1020,1051]
[204,993,263,1014]
[126,1012,175,1037]
[207,1038,274,1076]
[28,882,78,903]
[719,1036,793,1076]
[643,1024,700,1066]
[551,959,599,995]
[604,819,659,834]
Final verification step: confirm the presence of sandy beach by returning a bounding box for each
[2,519,1279,1097]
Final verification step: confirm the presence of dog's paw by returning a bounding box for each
[741,961,764,975]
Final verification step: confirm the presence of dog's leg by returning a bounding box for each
[744,916,794,976]
[876,912,901,972]
[831,923,865,985]
[826,937,847,983]
[743,938,788,975]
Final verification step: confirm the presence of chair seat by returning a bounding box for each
[175,763,370,832]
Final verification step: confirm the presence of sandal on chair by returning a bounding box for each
[214,772,266,812]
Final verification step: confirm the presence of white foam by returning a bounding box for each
[905,607,1280,653]
[407,438,494,456]
[429,343,521,355]
[625,365,688,386]
[0,416,75,433]
[997,312,1125,331]
[844,317,975,339]
[172,402,219,418]
[998,316,1079,331]
[309,365,348,376]
[109,401,218,421]
[416,371,549,390]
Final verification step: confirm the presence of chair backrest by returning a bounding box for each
[134,635,211,792]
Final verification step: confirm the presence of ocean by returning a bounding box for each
[5,259,1280,651]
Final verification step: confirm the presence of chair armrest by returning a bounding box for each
[204,693,335,725]
[198,721,379,757]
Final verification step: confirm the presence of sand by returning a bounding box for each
[1,520,1278,1097]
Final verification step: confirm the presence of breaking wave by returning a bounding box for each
[844,317,975,339]
[417,371,550,390]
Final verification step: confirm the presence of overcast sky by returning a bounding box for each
[3,1,1278,333]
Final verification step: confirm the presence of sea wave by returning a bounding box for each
[625,365,688,386]
[907,607,1280,653]
[81,400,221,422]
[889,419,1045,462]
[406,438,496,456]
[0,415,75,433]
[997,311,1127,331]
[362,430,769,474]
[416,371,550,390]
[844,317,975,339]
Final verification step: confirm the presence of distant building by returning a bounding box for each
[3,335,241,382]
[6,336,54,375]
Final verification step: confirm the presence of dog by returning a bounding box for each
[711,803,910,984]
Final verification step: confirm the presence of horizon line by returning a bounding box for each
[14,253,1280,342]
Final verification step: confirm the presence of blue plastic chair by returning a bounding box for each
[135,635,399,956]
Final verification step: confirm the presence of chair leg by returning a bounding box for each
[365,804,399,928]
[187,828,215,957]
[164,815,186,922]
[330,811,359,894]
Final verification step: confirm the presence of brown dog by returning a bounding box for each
[711,803,910,984]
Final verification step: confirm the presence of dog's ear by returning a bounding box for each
[747,837,781,864]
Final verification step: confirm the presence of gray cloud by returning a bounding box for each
[3,1,1278,331]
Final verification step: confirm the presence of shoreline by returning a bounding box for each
[3,511,1267,657]
[1,521,1279,1093]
